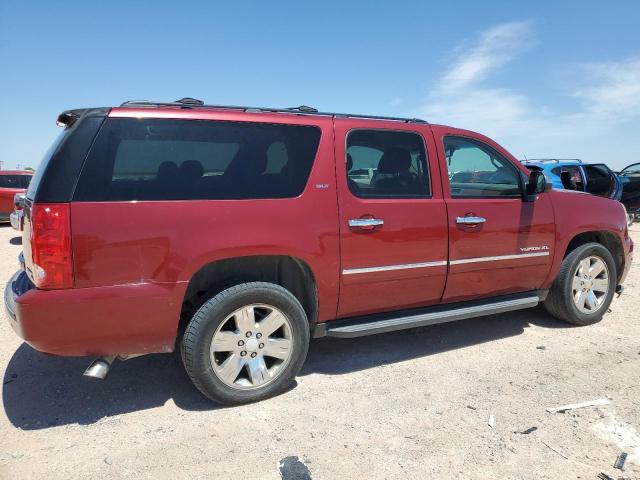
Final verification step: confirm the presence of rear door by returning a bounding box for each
[335,119,448,318]
[581,164,616,199]
[432,126,555,303]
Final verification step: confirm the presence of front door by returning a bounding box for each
[433,128,556,303]
[335,119,448,318]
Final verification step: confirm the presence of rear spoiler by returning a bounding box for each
[56,110,83,128]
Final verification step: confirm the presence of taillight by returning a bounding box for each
[30,203,73,289]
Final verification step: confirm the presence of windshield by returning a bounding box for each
[621,163,640,176]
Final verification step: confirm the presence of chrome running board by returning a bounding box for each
[314,292,542,338]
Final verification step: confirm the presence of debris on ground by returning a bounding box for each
[514,427,538,435]
[488,414,495,428]
[546,398,610,414]
[536,345,546,350]
[466,405,477,410]
[597,472,614,480]
[278,456,312,480]
[614,452,628,471]
[103,457,113,466]
[541,440,568,459]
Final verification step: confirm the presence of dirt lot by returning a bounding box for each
[0,224,638,480]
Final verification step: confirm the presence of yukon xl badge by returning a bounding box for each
[520,245,550,252]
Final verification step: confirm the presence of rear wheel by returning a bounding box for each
[544,242,616,326]
[181,282,310,404]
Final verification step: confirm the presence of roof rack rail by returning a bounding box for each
[522,158,583,164]
[118,99,428,124]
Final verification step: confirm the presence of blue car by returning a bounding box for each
[521,159,622,201]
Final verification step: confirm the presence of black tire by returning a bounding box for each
[181,282,310,405]
[544,242,617,326]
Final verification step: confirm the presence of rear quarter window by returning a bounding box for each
[73,118,322,201]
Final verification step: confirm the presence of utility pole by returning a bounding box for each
[0,160,4,170]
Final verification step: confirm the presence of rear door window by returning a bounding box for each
[74,118,321,201]
[346,129,430,198]
[552,166,584,191]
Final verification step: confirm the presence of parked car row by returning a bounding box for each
[618,163,640,224]
[0,171,33,229]
[522,159,639,226]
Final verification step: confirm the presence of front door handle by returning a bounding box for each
[456,216,486,225]
[349,218,384,231]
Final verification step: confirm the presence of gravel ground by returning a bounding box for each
[0,223,638,480]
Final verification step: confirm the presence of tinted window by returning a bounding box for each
[552,166,584,191]
[346,130,430,198]
[583,164,613,197]
[74,118,321,201]
[444,136,521,198]
[0,174,32,189]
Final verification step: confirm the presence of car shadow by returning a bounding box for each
[302,305,566,375]
[9,236,21,245]
[2,306,568,430]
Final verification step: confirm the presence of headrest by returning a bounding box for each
[180,160,204,179]
[378,147,412,174]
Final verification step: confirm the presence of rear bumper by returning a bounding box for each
[4,269,185,356]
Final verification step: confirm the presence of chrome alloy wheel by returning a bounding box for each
[209,304,293,390]
[572,256,610,314]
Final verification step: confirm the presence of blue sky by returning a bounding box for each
[1,0,639,170]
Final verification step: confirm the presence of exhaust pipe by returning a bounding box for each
[83,356,116,380]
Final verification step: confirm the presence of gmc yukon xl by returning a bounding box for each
[4,99,633,405]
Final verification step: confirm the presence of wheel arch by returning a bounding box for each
[178,255,318,340]
[562,230,624,281]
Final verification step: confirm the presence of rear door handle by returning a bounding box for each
[456,216,486,225]
[349,218,384,231]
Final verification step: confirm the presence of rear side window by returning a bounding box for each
[552,166,584,191]
[346,130,430,198]
[0,175,31,188]
[74,118,322,201]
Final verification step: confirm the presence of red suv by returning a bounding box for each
[5,99,633,405]
[0,170,32,223]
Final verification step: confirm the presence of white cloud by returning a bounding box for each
[573,58,640,118]
[416,22,640,168]
[439,21,534,92]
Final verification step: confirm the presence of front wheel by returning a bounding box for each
[181,282,310,405]
[544,242,616,326]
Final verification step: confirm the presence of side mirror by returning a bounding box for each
[524,170,548,201]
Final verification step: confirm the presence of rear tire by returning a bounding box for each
[181,282,310,405]
[544,242,616,326]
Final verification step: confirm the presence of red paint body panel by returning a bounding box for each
[334,119,448,317]
[429,125,556,302]
[70,111,340,325]
[12,281,185,355]
[7,108,633,357]
[0,171,32,218]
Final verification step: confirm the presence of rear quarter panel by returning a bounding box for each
[70,111,340,337]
